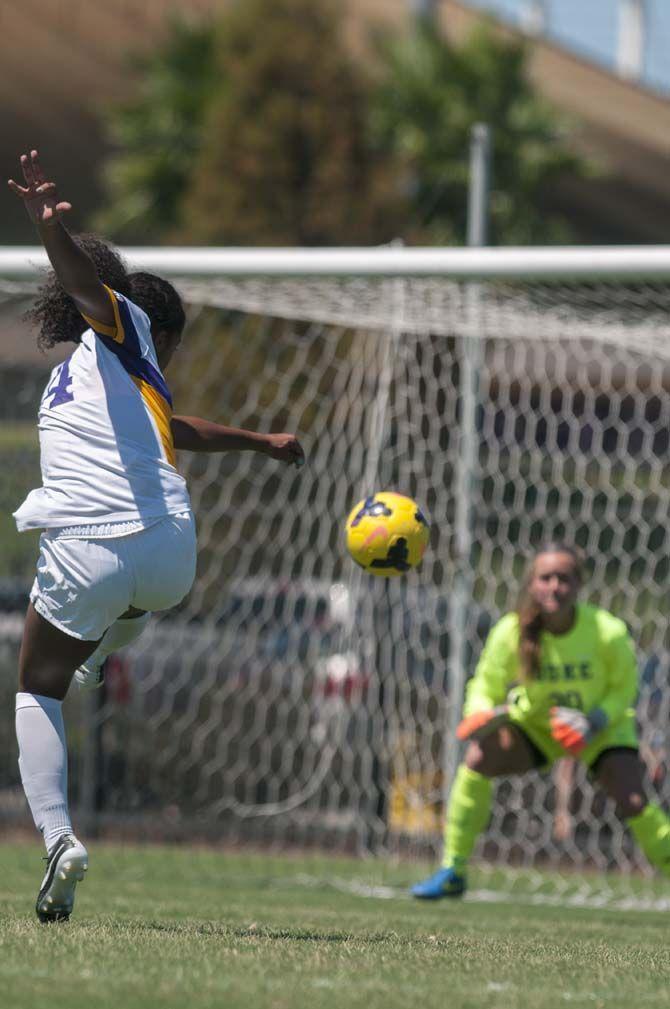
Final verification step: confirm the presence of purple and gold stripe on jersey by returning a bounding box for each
[131,378,176,467]
[80,285,125,344]
[82,287,176,466]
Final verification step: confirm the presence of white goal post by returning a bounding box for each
[2,245,670,906]
[4,244,670,276]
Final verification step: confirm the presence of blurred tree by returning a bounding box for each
[370,18,591,244]
[95,6,590,246]
[94,16,219,242]
[178,0,400,245]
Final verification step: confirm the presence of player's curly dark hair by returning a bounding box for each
[516,543,584,681]
[128,272,186,337]
[27,234,130,351]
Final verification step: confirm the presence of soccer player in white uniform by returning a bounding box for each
[8,150,305,922]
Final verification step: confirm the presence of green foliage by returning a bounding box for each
[94,15,219,241]
[96,6,589,246]
[370,18,590,244]
[179,0,399,245]
[0,424,41,582]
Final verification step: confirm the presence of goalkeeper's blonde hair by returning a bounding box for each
[516,543,584,681]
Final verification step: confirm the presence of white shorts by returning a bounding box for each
[30,512,197,640]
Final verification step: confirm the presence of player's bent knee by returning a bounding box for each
[464,742,498,777]
[616,792,646,820]
[596,752,647,819]
[464,742,487,774]
[499,726,518,752]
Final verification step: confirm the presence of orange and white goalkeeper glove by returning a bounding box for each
[550,707,608,757]
[456,705,510,742]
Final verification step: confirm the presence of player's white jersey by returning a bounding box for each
[14,287,191,532]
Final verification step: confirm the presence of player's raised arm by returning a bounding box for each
[171,415,305,468]
[8,149,115,328]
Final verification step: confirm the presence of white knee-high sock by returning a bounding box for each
[79,613,150,679]
[16,692,72,852]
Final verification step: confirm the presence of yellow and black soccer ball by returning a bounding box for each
[345,491,429,577]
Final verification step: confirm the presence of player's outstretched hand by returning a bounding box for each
[264,433,305,469]
[8,150,72,228]
[457,705,510,742]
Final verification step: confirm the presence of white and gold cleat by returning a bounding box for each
[36,834,88,923]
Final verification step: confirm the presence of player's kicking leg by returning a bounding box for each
[17,603,101,922]
[74,607,150,690]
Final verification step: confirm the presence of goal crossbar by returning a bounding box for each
[3,245,670,279]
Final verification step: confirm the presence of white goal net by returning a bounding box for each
[2,246,670,906]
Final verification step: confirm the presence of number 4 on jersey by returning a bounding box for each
[46,359,74,408]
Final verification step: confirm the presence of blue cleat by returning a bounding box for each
[411,866,466,900]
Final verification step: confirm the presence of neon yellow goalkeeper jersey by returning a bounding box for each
[463,604,638,748]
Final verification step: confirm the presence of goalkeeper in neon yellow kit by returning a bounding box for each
[412,542,670,899]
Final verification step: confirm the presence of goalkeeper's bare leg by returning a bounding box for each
[594,748,670,876]
[412,726,540,899]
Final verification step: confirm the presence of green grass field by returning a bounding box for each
[2,842,670,1009]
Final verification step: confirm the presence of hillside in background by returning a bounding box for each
[1,0,670,244]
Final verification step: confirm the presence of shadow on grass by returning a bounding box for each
[112,919,395,944]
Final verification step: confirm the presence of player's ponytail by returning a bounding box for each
[516,542,584,681]
[517,591,543,682]
[28,235,129,350]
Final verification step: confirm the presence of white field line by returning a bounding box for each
[287,874,670,914]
